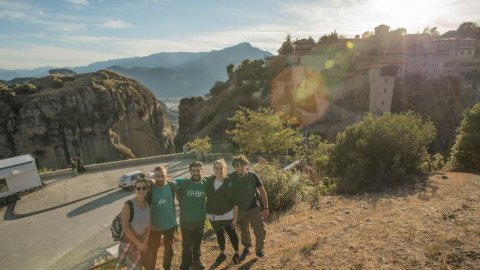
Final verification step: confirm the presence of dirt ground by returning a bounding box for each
[100,172,480,269]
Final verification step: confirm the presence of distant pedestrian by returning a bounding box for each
[70,159,77,177]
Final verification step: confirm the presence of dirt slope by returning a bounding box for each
[101,172,479,269]
[198,172,480,269]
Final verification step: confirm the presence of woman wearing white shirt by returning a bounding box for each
[205,159,240,265]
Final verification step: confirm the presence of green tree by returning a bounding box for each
[278,34,294,55]
[226,63,235,78]
[186,136,212,158]
[331,112,436,193]
[208,81,225,97]
[449,103,480,170]
[423,26,440,37]
[458,22,477,31]
[227,107,303,155]
[362,31,374,38]
[391,28,407,35]
[318,31,339,44]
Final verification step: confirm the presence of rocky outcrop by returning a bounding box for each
[0,70,175,169]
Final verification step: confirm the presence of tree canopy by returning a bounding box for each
[227,107,303,155]
[278,34,294,55]
[185,136,212,154]
[449,103,480,170]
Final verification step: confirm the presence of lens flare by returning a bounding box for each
[270,66,330,125]
[346,41,354,49]
[324,59,334,69]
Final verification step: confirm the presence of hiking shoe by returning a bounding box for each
[239,248,250,261]
[215,253,227,264]
[256,251,265,258]
[232,253,240,265]
[191,259,206,269]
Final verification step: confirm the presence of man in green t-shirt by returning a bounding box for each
[230,155,269,261]
[175,161,208,270]
[146,165,177,270]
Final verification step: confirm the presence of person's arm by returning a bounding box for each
[232,205,239,227]
[121,203,146,252]
[257,185,269,219]
[143,210,151,248]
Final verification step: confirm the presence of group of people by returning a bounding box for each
[116,155,269,270]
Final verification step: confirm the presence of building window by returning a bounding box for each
[0,178,9,192]
[461,50,464,55]
[385,78,388,83]
[468,50,472,55]
[384,88,387,93]
[381,101,385,106]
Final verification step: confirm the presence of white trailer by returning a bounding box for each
[0,154,43,204]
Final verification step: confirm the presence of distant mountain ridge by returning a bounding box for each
[0,42,273,98]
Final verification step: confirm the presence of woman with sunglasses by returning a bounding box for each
[116,178,151,270]
[205,158,240,265]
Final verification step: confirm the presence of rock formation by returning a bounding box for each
[0,70,175,169]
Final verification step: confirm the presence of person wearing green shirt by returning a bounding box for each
[175,161,208,270]
[146,165,177,270]
[230,155,269,261]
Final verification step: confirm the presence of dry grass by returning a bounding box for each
[95,172,480,269]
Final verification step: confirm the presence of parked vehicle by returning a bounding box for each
[118,171,153,190]
[0,154,43,205]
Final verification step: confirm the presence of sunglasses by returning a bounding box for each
[136,186,148,191]
[155,174,166,178]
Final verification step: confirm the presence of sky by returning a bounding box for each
[0,0,478,70]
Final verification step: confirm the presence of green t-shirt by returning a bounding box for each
[175,177,208,224]
[151,182,177,231]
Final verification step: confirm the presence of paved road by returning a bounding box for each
[0,157,223,270]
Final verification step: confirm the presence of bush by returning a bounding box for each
[429,153,445,172]
[12,83,37,93]
[51,79,64,89]
[252,163,299,212]
[331,112,436,193]
[448,103,480,170]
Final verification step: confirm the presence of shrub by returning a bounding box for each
[51,79,64,89]
[331,112,436,193]
[429,153,445,172]
[252,163,299,212]
[448,103,480,170]
[12,83,37,93]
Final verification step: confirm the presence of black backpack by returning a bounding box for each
[111,200,134,241]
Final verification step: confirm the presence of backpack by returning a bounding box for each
[111,200,134,241]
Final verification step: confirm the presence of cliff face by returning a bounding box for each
[0,70,175,169]
[176,67,477,155]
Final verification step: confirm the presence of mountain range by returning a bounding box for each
[0,42,272,98]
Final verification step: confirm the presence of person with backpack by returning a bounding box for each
[175,161,209,270]
[146,165,177,270]
[229,155,269,261]
[205,159,240,265]
[116,178,151,270]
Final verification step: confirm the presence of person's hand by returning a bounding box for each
[231,218,238,228]
[262,209,269,220]
[136,241,147,252]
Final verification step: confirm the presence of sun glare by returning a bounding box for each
[370,0,442,31]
